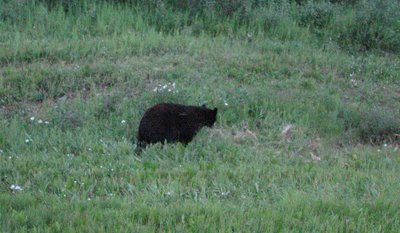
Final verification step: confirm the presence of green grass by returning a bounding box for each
[1,0,400,232]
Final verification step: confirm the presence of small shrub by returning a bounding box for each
[0,129,10,150]
[337,105,361,131]
[339,105,400,144]
[358,108,400,144]
[250,5,288,33]
[0,0,31,24]
[297,1,334,29]
[94,94,120,119]
[334,0,400,53]
[1,69,33,103]
[328,0,359,5]
[38,0,84,14]
[55,110,84,130]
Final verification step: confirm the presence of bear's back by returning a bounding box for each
[139,103,190,126]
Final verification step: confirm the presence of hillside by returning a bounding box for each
[1,0,399,231]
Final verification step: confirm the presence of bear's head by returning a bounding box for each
[201,105,218,127]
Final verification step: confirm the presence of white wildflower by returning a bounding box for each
[281,124,293,140]
[153,82,177,93]
[10,184,23,192]
[121,120,126,124]
[38,120,43,124]
[44,121,49,124]
[25,139,30,143]
[311,152,321,161]
[221,191,230,197]
[30,117,35,121]
[350,79,357,87]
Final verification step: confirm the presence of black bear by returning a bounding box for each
[137,103,218,148]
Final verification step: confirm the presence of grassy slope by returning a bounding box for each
[1,2,400,232]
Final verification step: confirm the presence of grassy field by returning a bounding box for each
[1,0,400,232]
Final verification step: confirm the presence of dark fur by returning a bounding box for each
[137,103,218,148]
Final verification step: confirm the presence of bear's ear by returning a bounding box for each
[201,104,207,108]
[213,108,218,114]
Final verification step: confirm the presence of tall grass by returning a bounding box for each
[2,0,399,53]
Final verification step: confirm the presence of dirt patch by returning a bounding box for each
[211,125,258,144]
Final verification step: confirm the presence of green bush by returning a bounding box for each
[328,0,359,5]
[0,129,10,150]
[252,7,287,32]
[339,105,400,144]
[358,107,400,144]
[0,0,32,24]
[55,109,85,131]
[297,1,334,28]
[334,0,400,53]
